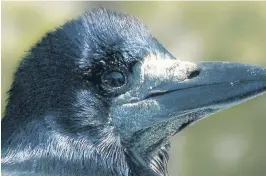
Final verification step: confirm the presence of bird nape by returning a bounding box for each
[1,8,266,176]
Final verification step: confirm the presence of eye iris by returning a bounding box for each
[103,71,125,87]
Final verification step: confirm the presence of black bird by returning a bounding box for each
[1,8,266,176]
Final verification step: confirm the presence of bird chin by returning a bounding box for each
[163,108,216,137]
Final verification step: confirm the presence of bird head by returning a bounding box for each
[2,8,266,176]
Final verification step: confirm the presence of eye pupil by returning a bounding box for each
[103,71,125,87]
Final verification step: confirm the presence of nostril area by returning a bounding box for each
[188,69,201,79]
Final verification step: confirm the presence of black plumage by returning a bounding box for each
[2,8,266,176]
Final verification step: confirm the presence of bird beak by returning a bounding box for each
[112,60,266,153]
[147,61,266,127]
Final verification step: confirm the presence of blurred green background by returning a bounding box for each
[1,2,266,176]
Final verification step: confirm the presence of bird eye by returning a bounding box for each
[102,71,126,88]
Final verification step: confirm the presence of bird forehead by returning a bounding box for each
[60,9,171,69]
